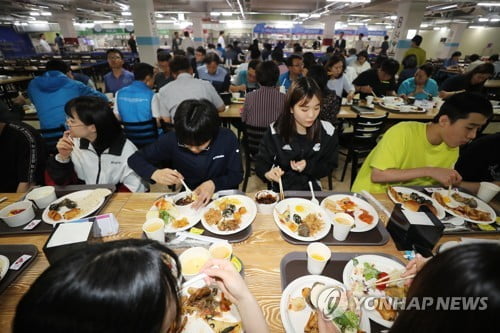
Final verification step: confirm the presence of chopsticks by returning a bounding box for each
[278,176,285,201]
[368,274,415,288]
[448,184,452,197]
[0,197,7,204]
[370,89,378,98]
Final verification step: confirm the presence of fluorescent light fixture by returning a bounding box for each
[491,18,500,22]
[156,13,163,18]
[386,15,397,20]
[221,12,232,16]
[94,20,113,24]
[156,20,176,23]
[30,12,40,16]
[440,4,458,10]
[349,22,364,25]
[326,0,371,2]
[420,23,428,28]
[32,20,49,24]
[469,25,485,28]
[477,3,500,6]
[122,12,131,16]
[478,18,489,22]
[210,12,220,16]
[310,13,321,18]
[441,27,448,31]
[116,2,129,10]
[40,11,52,16]
[385,25,393,29]
[433,27,440,30]
[298,13,309,17]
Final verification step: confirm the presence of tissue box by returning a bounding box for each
[43,221,94,265]
[387,204,444,256]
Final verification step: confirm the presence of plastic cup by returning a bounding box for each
[179,247,211,280]
[254,190,278,214]
[332,213,354,241]
[306,242,331,275]
[232,92,240,99]
[142,218,165,242]
[477,182,500,203]
[26,186,56,209]
[209,242,233,260]
[366,96,374,106]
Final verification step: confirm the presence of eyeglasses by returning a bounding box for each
[65,117,85,127]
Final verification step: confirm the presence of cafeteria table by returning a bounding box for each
[0,191,498,332]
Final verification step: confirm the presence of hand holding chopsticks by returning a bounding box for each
[368,273,416,288]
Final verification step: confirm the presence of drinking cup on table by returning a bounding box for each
[142,218,165,242]
[306,242,331,275]
[366,96,374,106]
[332,213,355,241]
[209,242,233,260]
[477,182,500,203]
[232,92,240,99]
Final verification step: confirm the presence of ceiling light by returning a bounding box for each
[469,25,485,28]
[420,23,429,28]
[30,12,40,16]
[122,12,131,16]
[210,12,220,16]
[440,4,458,10]
[221,12,232,16]
[477,3,500,6]
[178,13,185,21]
[40,11,52,16]
[433,27,440,30]
[326,0,371,2]
[298,13,309,17]
[478,18,489,22]
[156,20,176,23]
[156,13,163,18]
[491,18,500,22]
[310,13,321,18]
[32,20,49,24]
[349,22,364,25]
[385,25,393,29]
[116,2,129,10]
[94,20,113,24]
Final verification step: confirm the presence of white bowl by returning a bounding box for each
[254,190,278,214]
[0,201,35,227]
[26,186,57,209]
[173,191,196,216]
[179,247,211,280]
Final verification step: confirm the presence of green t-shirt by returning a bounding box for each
[403,47,427,67]
[351,122,459,194]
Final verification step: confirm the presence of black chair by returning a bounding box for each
[339,113,389,187]
[122,119,159,149]
[241,124,267,192]
[38,125,65,155]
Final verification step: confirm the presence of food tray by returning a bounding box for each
[280,251,404,333]
[379,103,427,114]
[0,184,116,236]
[409,186,500,236]
[279,191,390,246]
[0,244,38,295]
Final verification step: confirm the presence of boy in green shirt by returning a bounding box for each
[403,35,426,68]
[352,92,492,194]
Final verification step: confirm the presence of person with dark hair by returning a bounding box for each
[352,91,493,193]
[255,77,339,191]
[319,46,335,66]
[104,49,134,94]
[54,32,64,54]
[380,35,389,56]
[325,55,355,101]
[155,56,225,123]
[403,34,426,67]
[196,53,230,93]
[231,59,260,93]
[278,54,304,91]
[489,53,500,76]
[345,48,357,66]
[293,43,303,56]
[47,96,146,192]
[398,63,438,100]
[466,53,484,72]
[181,31,195,51]
[154,51,173,90]
[129,99,243,207]
[242,61,285,127]
[218,31,226,48]
[128,32,137,54]
[353,58,399,98]
[114,62,156,124]
[193,46,206,74]
[349,50,371,78]
[272,48,288,75]
[248,39,260,54]
[307,64,341,125]
[38,33,52,53]
[27,59,107,130]
[235,49,262,75]
[443,51,462,69]
[439,63,495,99]
[14,239,268,333]
[397,54,418,87]
[302,52,317,75]
[0,112,46,192]
[172,31,182,52]
[262,42,272,61]
[225,44,238,65]
[334,32,346,52]
[354,33,366,53]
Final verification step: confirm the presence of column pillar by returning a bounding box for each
[54,12,77,38]
[189,13,205,47]
[438,23,467,59]
[130,0,159,65]
[322,16,338,49]
[391,0,426,62]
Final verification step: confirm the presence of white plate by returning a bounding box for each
[180,278,242,332]
[381,97,404,105]
[342,255,405,328]
[280,275,370,333]
[0,255,9,281]
[200,195,257,235]
[320,195,379,232]
[387,187,446,220]
[432,189,496,224]
[231,98,245,104]
[273,198,331,242]
[42,189,108,224]
[147,196,201,233]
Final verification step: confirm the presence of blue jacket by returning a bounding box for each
[28,71,107,129]
[128,128,243,191]
[116,81,155,122]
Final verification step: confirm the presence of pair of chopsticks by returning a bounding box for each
[278,177,285,201]
[368,273,415,288]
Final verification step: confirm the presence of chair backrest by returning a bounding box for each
[242,124,267,160]
[38,125,65,155]
[351,113,389,148]
[122,119,159,148]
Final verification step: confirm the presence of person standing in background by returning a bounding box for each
[402,35,426,68]
[39,33,52,53]
[182,31,195,51]
[334,32,346,52]
[217,31,226,48]
[54,33,64,54]
[354,33,366,52]
[128,33,138,54]
[380,35,389,56]
[172,31,182,52]
[103,49,134,94]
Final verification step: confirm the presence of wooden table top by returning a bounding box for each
[0,192,498,332]
[0,76,33,85]
[220,103,439,121]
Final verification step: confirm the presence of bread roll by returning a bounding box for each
[402,200,420,212]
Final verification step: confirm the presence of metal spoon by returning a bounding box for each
[308,181,319,205]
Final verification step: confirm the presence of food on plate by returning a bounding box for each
[47,210,62,221]
[357,209,374,224]
[154,198,176,224]
[8,209,25,216]
[173,217,189,229]
[46,189,111,222]
[304,311,319,333]
[203,197,248,231]
[277,205,325,237]
[323,197,374,225]
[62,208,82,220]
[288,296,306,311]
[255,192,277,204]
[388,186,438,216]
[451,192,477,208]
[49,198,77,211]
[175,194,195,206]
[180,286,242,333]
[434,192,491,222]
[373,298,397,321]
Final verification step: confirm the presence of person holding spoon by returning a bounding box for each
[255,77,339,191]
[47,96,146,192]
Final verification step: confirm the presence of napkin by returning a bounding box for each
[402,210,434,226]
[46,222,93,248]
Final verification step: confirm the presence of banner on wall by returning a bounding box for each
[0,25,36,58]
[253,24,386,36]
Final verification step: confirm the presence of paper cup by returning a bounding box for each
[142,218,165,242]
[332,213,354,241]
[209,242,233,260]
[365,96,374,106]
[254,190,278,214]
[26,186,56,209]
[477,182,500,203]
[306,242,331,275]
[179,247,211,280]
[232,92,240,99]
